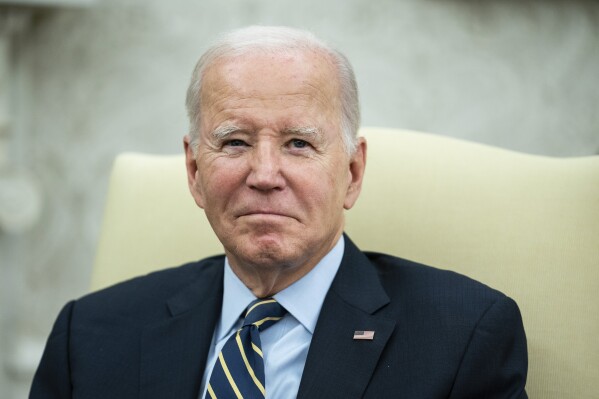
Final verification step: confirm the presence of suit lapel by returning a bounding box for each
[297,236,396,399]
[140,260,224,399]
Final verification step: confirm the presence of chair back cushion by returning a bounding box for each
[92,127,599,398]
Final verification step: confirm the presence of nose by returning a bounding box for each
[246,141,286,191]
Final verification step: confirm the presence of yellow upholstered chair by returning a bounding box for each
[92,127,599,398]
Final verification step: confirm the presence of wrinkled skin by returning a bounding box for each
[184,50,366,297]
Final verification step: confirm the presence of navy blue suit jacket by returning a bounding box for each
[31,236,528,398]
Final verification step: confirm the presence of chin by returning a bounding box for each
[238,236,299,268]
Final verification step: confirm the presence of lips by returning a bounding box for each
[240,211,289,217]
[236,208,296,220]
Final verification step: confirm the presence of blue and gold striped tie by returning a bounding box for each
[206,298,287,399]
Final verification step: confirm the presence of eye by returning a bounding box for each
[290,139,309,149]
[225,139,248,147]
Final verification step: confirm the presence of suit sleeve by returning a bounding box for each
[29,301,75,399]
[449,295,528,399]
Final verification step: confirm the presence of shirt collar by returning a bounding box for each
[216,235,345,340]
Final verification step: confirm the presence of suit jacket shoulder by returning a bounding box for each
[30,256,226,399]
[366,250,508,323]
[75,255,224,323]
[298,237,527,399]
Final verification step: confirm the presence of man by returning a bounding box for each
[31,26,527,398]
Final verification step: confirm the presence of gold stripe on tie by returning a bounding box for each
[245,299,277,317]
[253,316,282,327]
[252,343,263,358]
[235,331,265,395]
[207,383,217,399]
[218,352,244,399]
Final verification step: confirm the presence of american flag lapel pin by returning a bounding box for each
[353,330,375,340]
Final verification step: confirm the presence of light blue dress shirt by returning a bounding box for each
[199,236,345,399]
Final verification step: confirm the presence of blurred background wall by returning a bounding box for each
[0,0,597,396]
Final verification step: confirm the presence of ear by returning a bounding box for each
[183,135,205,209]
[343,136,367,210]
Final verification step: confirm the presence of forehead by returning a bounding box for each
[199,50,342,127]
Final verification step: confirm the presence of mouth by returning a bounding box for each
[241,211,288,217]
[237,210,295,220]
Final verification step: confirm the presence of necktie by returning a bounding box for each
[206,298,287,399]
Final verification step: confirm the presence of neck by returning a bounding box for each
[226,233,342,298]
[227,255,322,298]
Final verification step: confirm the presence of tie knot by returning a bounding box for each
[243,298,286,331]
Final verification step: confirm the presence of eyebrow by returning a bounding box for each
[210,125,323,141]
[282,126,323,142]
[211,125,242,140]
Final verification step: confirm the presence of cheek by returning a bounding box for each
[297,167,347,211]
[193,171,206,209]
[320,157,350,196]
[199,160,246,206]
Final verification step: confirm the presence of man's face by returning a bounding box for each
[185,50,365,285]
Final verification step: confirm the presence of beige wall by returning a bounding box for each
[1,0,598,396]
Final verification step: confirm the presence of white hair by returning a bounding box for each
[185,26,360,155]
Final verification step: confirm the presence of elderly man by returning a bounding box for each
[31,26,528,398]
